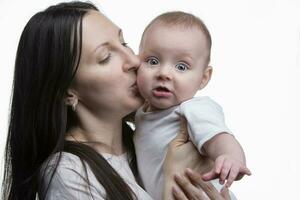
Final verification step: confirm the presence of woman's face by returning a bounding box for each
[72,10,143,118]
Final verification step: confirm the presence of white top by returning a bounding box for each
[134,96,235,200]
[39,152,153,200]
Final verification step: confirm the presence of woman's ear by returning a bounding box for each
[199,66,213,90]
[65,89,78,111]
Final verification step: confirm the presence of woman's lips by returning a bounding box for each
[130,82,140,96]
[130,82,138,89]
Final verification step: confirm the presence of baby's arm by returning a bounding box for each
[202,133,251,187]
[181,97,251,188]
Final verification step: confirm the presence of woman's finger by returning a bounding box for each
[220,187,231,200]
[173,185,188,200]
[174,174,208,200]
[186,169,224,200]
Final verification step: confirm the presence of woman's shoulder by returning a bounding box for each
[40,152,86,184]
[39,152,105,199]
[40,152,82,176]
[46,152,81,167]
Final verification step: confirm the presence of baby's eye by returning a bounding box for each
[146,57,159,66]
[175,63,188,71]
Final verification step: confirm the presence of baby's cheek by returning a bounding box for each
[136,73,148,98]
[137,66,149,84]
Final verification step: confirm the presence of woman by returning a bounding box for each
[2,1,229,199]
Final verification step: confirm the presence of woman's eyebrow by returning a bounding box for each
[93,29,122,53]
[93,42,109,53]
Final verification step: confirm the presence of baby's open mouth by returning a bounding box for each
[152,86,172,98]
[154,86,170,92]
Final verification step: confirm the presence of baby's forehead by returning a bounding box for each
[143,22,209,47]
[144,21,207,42]
[149,20,201,32]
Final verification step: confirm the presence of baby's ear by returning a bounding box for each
[199,66,213,90]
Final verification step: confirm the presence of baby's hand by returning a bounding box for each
[202,154,251,188]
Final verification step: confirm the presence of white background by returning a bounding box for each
[1,0,299,199]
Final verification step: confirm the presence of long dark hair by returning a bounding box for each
[2,2,138,200]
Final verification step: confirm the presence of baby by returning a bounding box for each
[134,11,251,200]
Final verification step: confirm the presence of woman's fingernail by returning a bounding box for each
[174,174,181,179]
[221,186,228,192]
[186,168,193,174]
[172,186,179,193]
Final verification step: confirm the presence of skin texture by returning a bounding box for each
[137,22,212,111]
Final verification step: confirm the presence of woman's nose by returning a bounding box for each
[123,48,141,72]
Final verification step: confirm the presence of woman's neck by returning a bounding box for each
[66,106,125,155]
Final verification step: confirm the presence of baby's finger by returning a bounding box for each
[202,169,218,181]
[214,156,225,174]
[235,166,252,181]
[219,163,232,185]
[241,166,252,176]
[225,166,239,187]
[203,157,224,181]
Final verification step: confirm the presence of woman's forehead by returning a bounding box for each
[82,10,120,52]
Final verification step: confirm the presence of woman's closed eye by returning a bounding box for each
[121,42,128,47]
[99,53,111,65]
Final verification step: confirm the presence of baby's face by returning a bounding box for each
[137,23,211,110]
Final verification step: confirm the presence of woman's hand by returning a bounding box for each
[163,117,218,200]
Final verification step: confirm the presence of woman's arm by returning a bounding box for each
[163,117,222,200]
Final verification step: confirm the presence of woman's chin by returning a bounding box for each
[124,95,145,115]
[132,96,145,111]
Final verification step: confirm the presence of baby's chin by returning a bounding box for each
[148,101,180,112]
